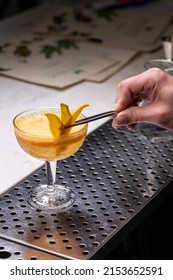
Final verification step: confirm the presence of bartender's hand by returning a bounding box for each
[112,68,173,130]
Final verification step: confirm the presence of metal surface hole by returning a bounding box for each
[59,232,66,236]
[129,190,135,194]
[95,220,101,224]
[14,251,21,255]
[98,227,105,231]
[63,239,69,243]
[121,198,127,202]
[82,222,89,226]
[112,205,119,209]
[69,224,75,228]
[72,230,79,235]
[119,217,126,221]
[96,200,103,204]
[93,242,99,247]
[136,201,143,206]
[85,228,92,233]
[25,185,32,190]
[111,225,117,229]
[89,235,95,240]
[140,189,146,193]
[18,231,24,235]
[28,223,34,226]
[33,235,40,239]
[18,199,24,202]
[2,226,9,230]
[128,209,134,213]
[79,243,86,248]
[0,251,11,259]
[49,240,56,245]
[82,251,89,255]
[31,229,37,233]
[26,217,32,220]
[103,213,110,217]
[38,215,45,218]
[46,234,53,238]
[6,200,12,204]
[55,224,63,229]
[100,206,106,211]
[102,233,108,238]
[133,196,139,200]
[143,195,150,199]
[20,204,27,208]
[107,219,114,223]
[91,214,97,218]
[66,245,72,250]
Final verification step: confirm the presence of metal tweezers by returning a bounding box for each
[65,110,118,128]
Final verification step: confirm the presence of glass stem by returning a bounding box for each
[45,161,57,192]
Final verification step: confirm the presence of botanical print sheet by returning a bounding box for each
[0,35,137,88]
[0,2,171,88]
[34,4,172,51]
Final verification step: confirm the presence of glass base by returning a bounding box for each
[28,184,75,211]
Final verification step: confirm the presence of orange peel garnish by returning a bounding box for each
[45,103,89,137]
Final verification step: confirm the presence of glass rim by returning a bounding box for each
[13,107,88,138]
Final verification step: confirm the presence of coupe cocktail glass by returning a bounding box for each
[13,107,88,211]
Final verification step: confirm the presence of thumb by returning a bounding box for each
[113,103,162,127]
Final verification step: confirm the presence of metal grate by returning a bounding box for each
[0,237,63,260]
[0,121,173,259]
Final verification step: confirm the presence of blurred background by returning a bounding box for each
[0,0,55,20]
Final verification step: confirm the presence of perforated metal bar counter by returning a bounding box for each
[0,121,173,260]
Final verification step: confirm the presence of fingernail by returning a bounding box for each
[116,115,127,125]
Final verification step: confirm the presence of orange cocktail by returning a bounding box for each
[13,106,88,211]
[14,108,87,161]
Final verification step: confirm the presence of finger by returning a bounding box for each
[114,68,162,112]
[112,103,163,127]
